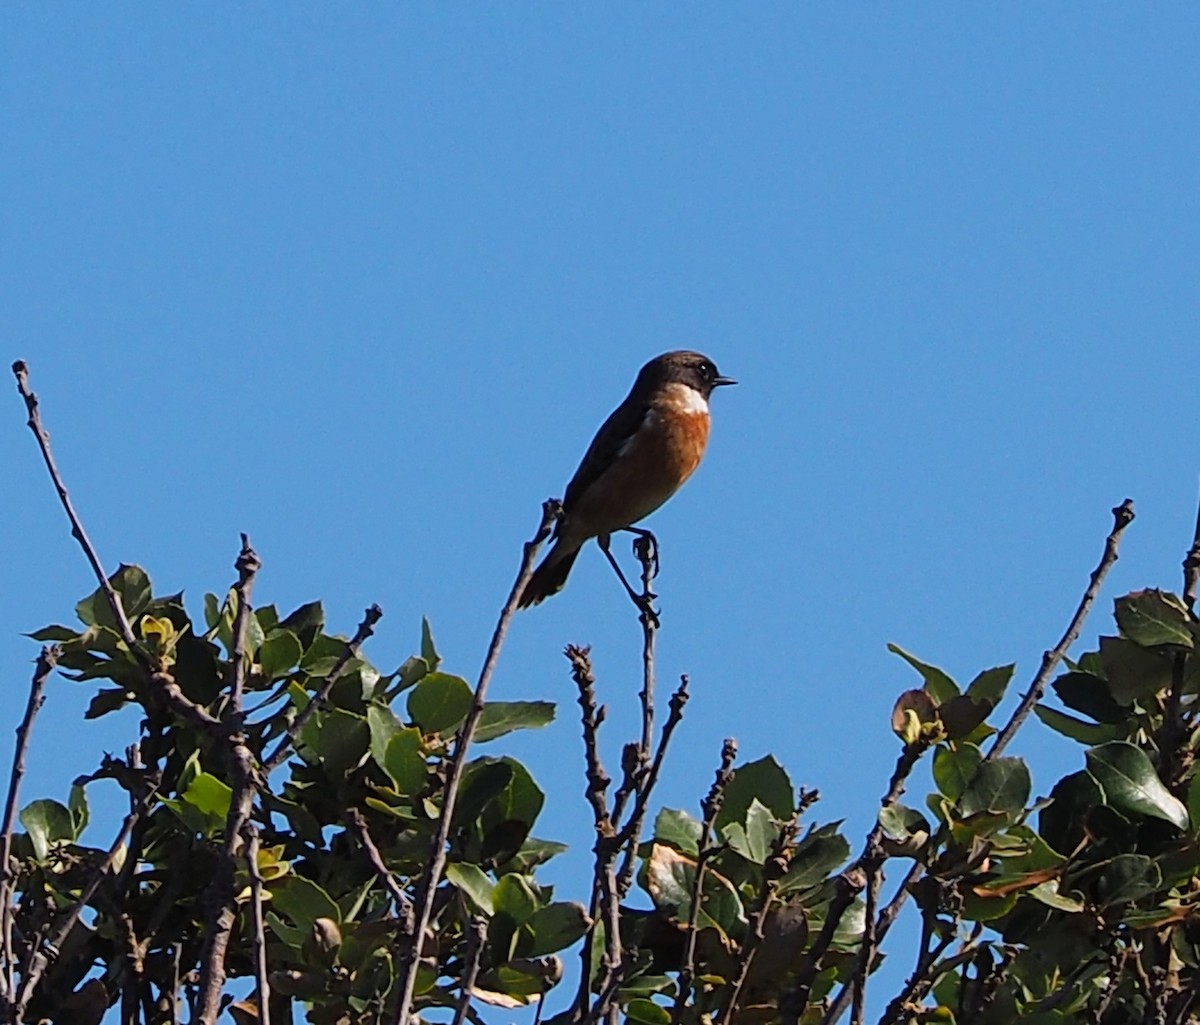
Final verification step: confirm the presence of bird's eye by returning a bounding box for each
[697,361,713,377]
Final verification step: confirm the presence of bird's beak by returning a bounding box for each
[714,375,737,387]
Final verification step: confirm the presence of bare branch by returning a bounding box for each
[346,808,415,935]
[392,501,558,1025]
[565,644,619,1022]
[616,676,689,896]
[12,361,220,728]
[195,535,262,1024]
[261,603,384,776]
[989,498,1135,759]
[671,738,737,1025]
[452,919,487,1025]
[1184,487,1200,614]
[0,646,59,1013]
[786,737,931,1023]
[12,361,136,644]
[245,825,272,1025]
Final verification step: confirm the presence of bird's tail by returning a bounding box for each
[518,542,581,608]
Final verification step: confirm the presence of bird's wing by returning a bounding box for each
[562,393,648,514]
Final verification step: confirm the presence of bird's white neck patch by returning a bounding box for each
[662,382,709,414]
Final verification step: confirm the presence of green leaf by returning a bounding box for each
[68,784,89,838]
[777,823,850,895]
[407,672,473,734]
[715,755,794,832]
[938,695,991,741]
[498,837,569,873]
[888,643,959,703]
[493,874,540,926]
[367,704,402,767]
[625,999,672,1025]
[20,799,74,860]
[654,807,702,856]
[966,664,1015,706]
[1039,770,1107,856]
[272,876,342,930]
[446,862,495,915]
[743,798,777,865]
[959,757,1031,816]
[26,624,78,642]
[474,701,556,743]
[278,601,325,650]
[878,804,930,845]
[1096,853,1163,907]
[258,629,303,679]
[315,709,370,778]
[1029,880,1086,912]
[181,772,233,834]
[420,616,441,670]
[1052,671,1130,724]
[1086,742,1189,829]
[85,687,132,719]
[382,728,428,795]
[522,900,590,957]
[1034,705,1121,745]
[1114,590,1193,649]
[933,743,982,801]
[111,564,153,620]
[1099,635,1174,704]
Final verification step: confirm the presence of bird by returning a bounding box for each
[518,350,735,608]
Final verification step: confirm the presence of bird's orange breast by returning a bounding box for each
[566,396,711,538]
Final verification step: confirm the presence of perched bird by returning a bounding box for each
[518,350,735,607]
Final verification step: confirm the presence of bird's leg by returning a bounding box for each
[620,526,660,581]
[598,533,660,626]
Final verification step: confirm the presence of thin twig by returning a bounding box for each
[392,501,558,1025]
[245,825,272,1025]
[0,646,59,1012]
[785,737,930,1023]
[12,361,136,643]
[616,676,689,896]
[850,839,884,1025]
[195,536,262,1025]
[12,361,220,728]
[989,499,1135,758]
[1183,488,1200,614]
[671,738,737,1025]
[261,603,384,776]
[565,644,619,1022]
[820,862,925,1025]
[722,817,797,1022]
[876,931,965,1025]
[452,919,487,1025]
[346,808,415,934]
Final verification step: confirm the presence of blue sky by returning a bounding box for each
[4,4,1199,1016]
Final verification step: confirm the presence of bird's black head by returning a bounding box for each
[638,350,736,399]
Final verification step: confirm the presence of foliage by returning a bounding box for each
[7,364,1200,1024]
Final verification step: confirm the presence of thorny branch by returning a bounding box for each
[392,500,559,1025]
